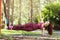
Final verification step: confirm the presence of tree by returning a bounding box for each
[18,0,21,25]
[30,0,33,22]
[6,0,10,26]
[3,0,7,19]
[42,2,60,30]
[11,0,14,26]
[3,0,10,26]
[0,0,2,34]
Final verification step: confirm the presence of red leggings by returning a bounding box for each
[12,22,39,31]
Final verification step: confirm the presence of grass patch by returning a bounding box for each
[1,29,60,38]
[1,29,41,35]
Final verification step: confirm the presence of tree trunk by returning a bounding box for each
[30,0,33,22]
[18,0,21,25]
[6,0,10,26]
[0,0,2,34]
[11,0,14,26]
[3,0,8,19]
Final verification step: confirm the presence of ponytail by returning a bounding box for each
[45,21,53,35]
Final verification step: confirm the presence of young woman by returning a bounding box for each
[7,20,53,35]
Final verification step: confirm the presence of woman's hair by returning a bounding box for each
[45,21,53,35]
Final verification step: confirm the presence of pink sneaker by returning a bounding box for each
[9,26,13,30]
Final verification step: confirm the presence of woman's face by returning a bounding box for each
[44,21,50,27]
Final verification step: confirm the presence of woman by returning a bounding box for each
[12,18,44,31]
[7,19,53,35]
[9,21,52,35]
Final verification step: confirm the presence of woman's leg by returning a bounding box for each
[12,25,24,30]
[12,23,34,31]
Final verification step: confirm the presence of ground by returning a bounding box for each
[0,29,60,40]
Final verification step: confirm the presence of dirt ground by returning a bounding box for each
[0,31,60,40]
[0,36,60,40]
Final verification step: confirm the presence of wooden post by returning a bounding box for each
[0,0,2,34]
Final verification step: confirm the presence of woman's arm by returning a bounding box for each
[41,24,45,36]
[42,27,45,36]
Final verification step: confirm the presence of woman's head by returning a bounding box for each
[44,21,53,35]
[44,21,50,27]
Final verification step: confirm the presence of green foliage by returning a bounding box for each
[33,13,40,23]
[42,2,60,25]
[2,29,40,35]
[36,13,40,22]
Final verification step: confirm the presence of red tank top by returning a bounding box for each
[38,22,44,29]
